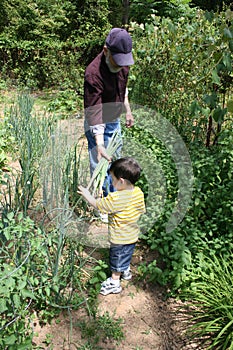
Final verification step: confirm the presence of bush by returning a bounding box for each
[130,8,233,145]
[136,136,233,289]
[0,0,111,88]
[125,6,233,291]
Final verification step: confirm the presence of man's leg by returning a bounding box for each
[84,121,98,177]
[103,120,122,195]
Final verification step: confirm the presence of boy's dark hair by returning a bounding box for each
[109,157,142,184]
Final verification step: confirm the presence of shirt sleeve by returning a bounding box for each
[96,193,116,214]
[89,124,105,135]
[84,74,104,127]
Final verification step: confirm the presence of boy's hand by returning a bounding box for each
[77,185,97,208]
[77,185,90,198]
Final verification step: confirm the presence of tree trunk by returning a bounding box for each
[206,115,213,147]
[122,0,130,26]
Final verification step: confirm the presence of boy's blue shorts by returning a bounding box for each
[109,243,136,272]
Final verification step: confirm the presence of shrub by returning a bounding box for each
[126,6,233,291]
[130,8,233,146]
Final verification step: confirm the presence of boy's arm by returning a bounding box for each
[78,185,97,209]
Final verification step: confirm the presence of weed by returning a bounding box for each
[76,311,125,348]
[43,333,53,346]
[128,292,135,299]
[47,89,80,119]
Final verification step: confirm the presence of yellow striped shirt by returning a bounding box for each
[96,186,146,244]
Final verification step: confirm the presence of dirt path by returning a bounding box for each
[97,281,182,350]
[32,278,190,350]
[32,225,191,350]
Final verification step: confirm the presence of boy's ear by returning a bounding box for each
[119,177,125,184]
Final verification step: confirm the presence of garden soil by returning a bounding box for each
[32,223,193,350]
[32,262,194,350]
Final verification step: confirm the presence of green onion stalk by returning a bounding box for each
[87,130,121,197]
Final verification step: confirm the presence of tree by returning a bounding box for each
[129,0,194,24]
[0,0,111,87]
[191,0,233,12]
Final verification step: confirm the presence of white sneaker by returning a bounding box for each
[121,270,132,280]
[93,210,108,223]
[100,278,122,296]
[99,213,108,223]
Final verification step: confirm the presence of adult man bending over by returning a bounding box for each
[84,28,134,196]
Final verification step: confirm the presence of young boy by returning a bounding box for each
[78,157,146,296]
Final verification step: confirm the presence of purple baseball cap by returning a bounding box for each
[106,28,134,66]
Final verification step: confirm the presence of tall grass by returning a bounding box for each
[2,93,54,215]
[180,253,233,349]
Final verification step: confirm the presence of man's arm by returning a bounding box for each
[84,74,111,162]
[89,124,108,161]
[124,88,134,128]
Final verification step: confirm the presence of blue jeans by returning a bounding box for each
[85,120,122,196]
[109,243,136,272]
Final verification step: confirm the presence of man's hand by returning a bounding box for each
[95,134,111,162]
[125,113,134,128]
[96,144,112,163]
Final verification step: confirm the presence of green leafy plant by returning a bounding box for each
[130,0,194,24]
[0,120,15,179]
[135,136,233,289]
[179,253,233,349]
[0,212,36,349]
[0,0,110,88]
[86,259,109,309]
[130,8,233,146]
[47,89,81,118]
[0,209,105,347]
[76,311,124,348]
[126,8,233,290]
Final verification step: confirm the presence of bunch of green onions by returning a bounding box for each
[87,130,121,197]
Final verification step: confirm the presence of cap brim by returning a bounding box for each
[111,51,134,66]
